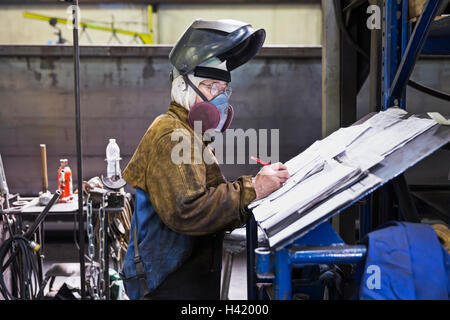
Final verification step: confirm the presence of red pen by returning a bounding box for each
[251,156,270,166]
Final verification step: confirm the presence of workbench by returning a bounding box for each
[2,194,124,300]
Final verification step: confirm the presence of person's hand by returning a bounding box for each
[252,162,290,201]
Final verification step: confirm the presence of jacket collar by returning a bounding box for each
[167,101,189,125]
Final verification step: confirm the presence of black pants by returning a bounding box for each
[144,233,223,300]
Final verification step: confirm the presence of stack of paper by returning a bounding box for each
[345,115,437,160]
[266,173,382,248]
[249,108,438,248]
[249,152,325,210]
[253,160,359,220]
[258,160,363,237]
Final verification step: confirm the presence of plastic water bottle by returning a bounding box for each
[106,139,121,178]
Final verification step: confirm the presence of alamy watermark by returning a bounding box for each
[366,5,381,30]
[66,5,81,30]
[170,121,279,165]
[366,264,381,290]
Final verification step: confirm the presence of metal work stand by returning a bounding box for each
[14,196,124,299]
[247,112,450,300]
[254,222,366,300]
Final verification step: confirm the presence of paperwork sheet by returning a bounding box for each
[255,160,361,227]
[266,173,382,248]
[249,155,325,209]
[345,116,437,160]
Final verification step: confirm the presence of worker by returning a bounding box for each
[120,19,290,300]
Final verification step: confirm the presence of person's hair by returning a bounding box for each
[170,74,207,110]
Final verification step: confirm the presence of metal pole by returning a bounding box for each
[246,215,258,300]
[382,0,401,109]
[70,0,86,298]
[289,246,367,266]
[369,0,382,113]
[389,0,442,106]
[220,251,234,300]
[399,0,409,110]
[274,249,291,300]
[321,0,341,139]
[104,213,110,300]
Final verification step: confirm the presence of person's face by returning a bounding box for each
[195,79,229,103]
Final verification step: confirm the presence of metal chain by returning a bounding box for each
[98,194,106,300]
[86,195,99,300]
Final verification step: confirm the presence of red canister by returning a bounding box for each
[57,159,73,202]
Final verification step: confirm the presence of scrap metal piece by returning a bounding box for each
[38,190,52,206]
[101,175,126,191]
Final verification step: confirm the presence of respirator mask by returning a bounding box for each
[183,74,234,134]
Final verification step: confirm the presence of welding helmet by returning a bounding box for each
[169,19,265,133]
[169,19,266,80]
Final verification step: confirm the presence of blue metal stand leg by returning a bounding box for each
[274,249,291,300]
[246,215,258,300]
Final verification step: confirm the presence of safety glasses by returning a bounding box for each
[199,81,232,98]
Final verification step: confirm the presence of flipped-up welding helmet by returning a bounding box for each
[169,19,266,133]
[169,19,266,81]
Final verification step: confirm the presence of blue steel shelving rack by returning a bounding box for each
[249,0,450,300]
[383,0,450,110]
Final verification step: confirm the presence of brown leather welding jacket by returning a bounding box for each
[122,102,256,299]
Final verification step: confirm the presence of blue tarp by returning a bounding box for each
[357,221,450,300]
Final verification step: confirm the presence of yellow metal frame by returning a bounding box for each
[23,10,153,44]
